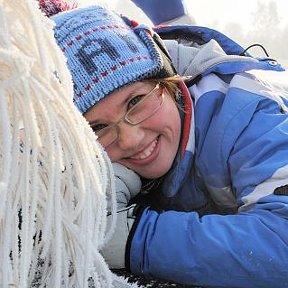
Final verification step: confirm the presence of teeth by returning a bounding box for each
[133,138,158,160]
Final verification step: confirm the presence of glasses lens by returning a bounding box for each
[127,85,164,124]
[96,126,118,148]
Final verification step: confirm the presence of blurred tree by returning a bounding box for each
[249,1,282,58]
[223,22,245,46]
[251,0,281,33]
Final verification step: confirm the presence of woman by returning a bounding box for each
[48,3,288,288]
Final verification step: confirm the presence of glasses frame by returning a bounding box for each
[95,82,164,147]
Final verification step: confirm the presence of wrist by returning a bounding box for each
[101,204,146,269]
[125,205,147,270]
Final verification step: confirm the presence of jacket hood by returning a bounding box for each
[163,38,259,79]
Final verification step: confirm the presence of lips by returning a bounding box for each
[130,137,158,160]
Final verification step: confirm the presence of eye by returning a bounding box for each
[127,95,144,110]
[90,123,107,133]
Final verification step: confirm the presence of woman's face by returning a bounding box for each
[84,81,181,179]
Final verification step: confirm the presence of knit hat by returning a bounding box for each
[51,5,176,114]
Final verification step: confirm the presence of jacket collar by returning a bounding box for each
[161,80,195,197]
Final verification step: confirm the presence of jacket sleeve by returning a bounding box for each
[131,0,189,25]
[128,73,288,288]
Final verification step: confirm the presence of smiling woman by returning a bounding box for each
[39,1,288,287]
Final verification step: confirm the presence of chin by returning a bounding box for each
[136,165,170,179]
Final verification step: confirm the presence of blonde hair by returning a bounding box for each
[144,75,183,101]
[142,76,185,114]
[0,0,125,287]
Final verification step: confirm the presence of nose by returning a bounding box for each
[116,121,143,151]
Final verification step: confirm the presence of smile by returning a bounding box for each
[131,137,158,160]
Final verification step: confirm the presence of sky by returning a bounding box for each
[185,0,288,31]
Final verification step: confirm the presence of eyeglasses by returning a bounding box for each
[91,83,164,148]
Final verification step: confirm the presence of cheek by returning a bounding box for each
[103,147,118,162]
[155,97,181,131]
[145,97,181,146]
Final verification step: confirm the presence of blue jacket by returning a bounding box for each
[128,26,288,288]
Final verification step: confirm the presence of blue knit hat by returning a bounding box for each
[51,5,176,114]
